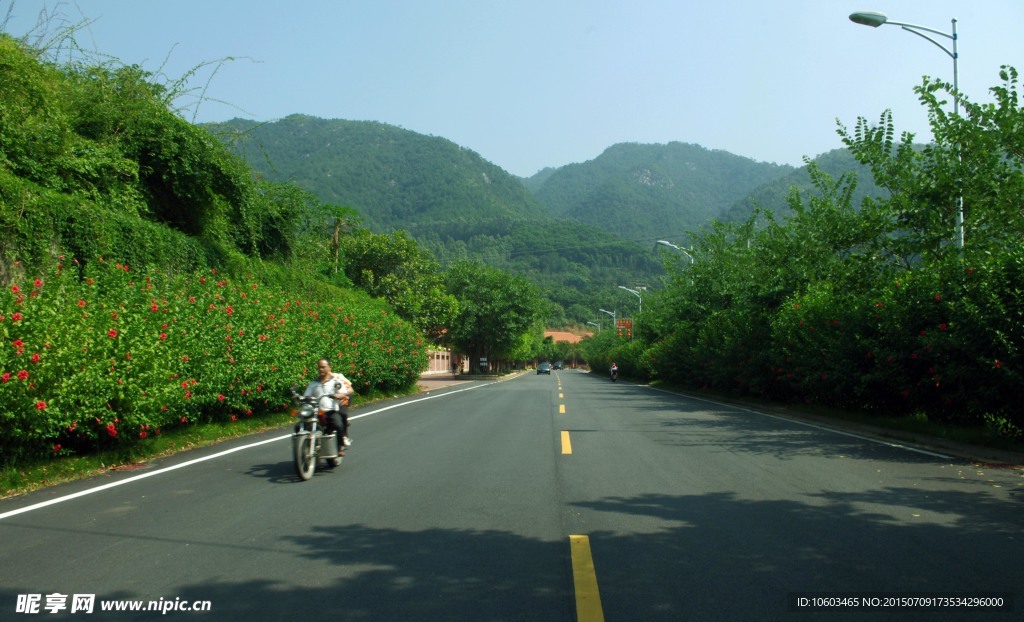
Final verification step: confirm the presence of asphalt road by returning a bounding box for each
[1,370,1021,621]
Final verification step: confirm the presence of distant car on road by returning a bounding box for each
[553,361,564,370]
[537,362,552,375]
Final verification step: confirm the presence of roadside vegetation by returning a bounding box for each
[584,67,1024,446]
[0,24,545,492]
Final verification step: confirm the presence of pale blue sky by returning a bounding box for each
[4,0,1022,177]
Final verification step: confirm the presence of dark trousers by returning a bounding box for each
[324,409,348,444]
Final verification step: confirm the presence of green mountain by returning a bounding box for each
[209,116,880,325]
[210,116,666,324]
[528,142,796,241]
[718,147,888,223]
[208,115,549,232]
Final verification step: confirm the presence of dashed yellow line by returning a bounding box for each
[559,404,566,414]
[561,430,572,454]
[570,535,605,621]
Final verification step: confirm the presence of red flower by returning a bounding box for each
[17,370,29,381]
[139,431,148,439]
[939,323,948,331]
[150,304,159,312]
[160,332,168,341]
[33,279,43,288]
[77,299,87,308]
[995,360,1003,369]
[108,329,118,338]
[11,312,22,322]
[35,400,46,410]
[12,339,23,349]
[218,394,226,402]
[106,423,118,437]
[31,353,40,364]
[10,285,19,293]
[0,373,9,383]
[53,444,61,453]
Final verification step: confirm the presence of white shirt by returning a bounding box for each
[303,372,353,410]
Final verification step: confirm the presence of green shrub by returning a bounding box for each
[0,258,426,465]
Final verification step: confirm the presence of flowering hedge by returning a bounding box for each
[771,254,1023,425]
[0,258,427,464]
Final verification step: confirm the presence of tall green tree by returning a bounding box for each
[341,229,457,344]
[443,260,542,372]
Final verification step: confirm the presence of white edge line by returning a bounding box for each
[0,381,493,521]
[643,384,954,460]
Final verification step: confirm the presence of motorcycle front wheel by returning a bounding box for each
[295,434,316,481]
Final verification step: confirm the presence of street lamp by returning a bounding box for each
[656,240,694,264]
[586,321,601,332]
[599,308,616,326]
[849,11,963,248]
[617,286,642,315]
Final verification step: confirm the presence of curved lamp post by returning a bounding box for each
[617,286,642,315]
[849,11,963,248]
[586,321,601,332]
[656,240,694,264]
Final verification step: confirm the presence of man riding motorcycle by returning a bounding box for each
[303,358,354,455]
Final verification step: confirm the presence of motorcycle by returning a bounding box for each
[610,367,619,382]
[290,385,343,481]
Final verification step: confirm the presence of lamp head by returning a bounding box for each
[850,11,888,27]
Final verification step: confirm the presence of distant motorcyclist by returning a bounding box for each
[303,358,354,455]
[610,363,619,381]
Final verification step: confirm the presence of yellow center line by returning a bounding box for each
[559,404,566,414]
[561,430,572,454]
[570,535,605,622]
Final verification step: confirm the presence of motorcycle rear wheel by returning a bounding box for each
[295,434,316,481]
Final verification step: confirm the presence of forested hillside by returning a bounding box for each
[208,115,549,232]
[529,141,795,240]
[211,116,666,324]
[210,116,898,326]
[718,147,888,223]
